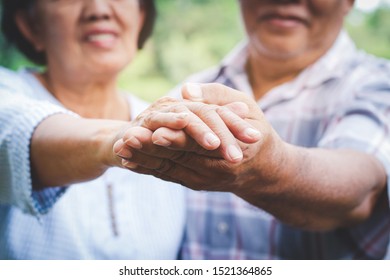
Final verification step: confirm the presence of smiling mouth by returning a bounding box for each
[259,13,309,28]
[84,33,117,48]
[86,33,116,42]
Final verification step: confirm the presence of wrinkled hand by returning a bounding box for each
[124,92,261,162]
[114,83,287,197]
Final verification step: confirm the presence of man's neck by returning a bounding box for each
[246,46,328,100]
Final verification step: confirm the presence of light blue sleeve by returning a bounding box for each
[0,68,74,216]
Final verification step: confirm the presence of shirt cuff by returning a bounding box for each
[9,101,77,216]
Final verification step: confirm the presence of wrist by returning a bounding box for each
[274,141,297,188]
[93,121,129,168]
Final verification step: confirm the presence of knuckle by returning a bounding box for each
[171,151,191,165]
[216,106,231,116]
[142,112,155,128]
[186,120,206,132]
[187,140,204,152]
[151,97,178,112]
[197,103,216,113]
[172,104,189,114]
[230,116,245,129]
[133,113,146,126]
[155,96,177,110]
[154,159,175,174]
[156,96,176,104]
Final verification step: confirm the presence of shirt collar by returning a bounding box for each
[219,30,358,96]
[302,30,357,88]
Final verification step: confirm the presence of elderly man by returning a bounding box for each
[117,0,390,259]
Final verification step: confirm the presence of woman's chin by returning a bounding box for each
[85,59,130,77]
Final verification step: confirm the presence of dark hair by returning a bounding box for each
[1,0,156,65]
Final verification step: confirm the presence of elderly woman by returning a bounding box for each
[0,0,260,259]
[0,0,189,260]
[117,0,390,259]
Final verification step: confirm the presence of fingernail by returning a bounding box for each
[204,132,220,148]
[124,136,142,149]
[153,137,171,147]
[116,147,132,159]
[185,83,203,101]
[244,128,261,139]
[113,139,124,154]
[122,159,138,169]
[227,145,243,162]
[114,139,132,159]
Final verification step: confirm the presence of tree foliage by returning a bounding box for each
[1,1,389,101]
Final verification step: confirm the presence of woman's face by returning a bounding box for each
[22,0,144,78]
[239,0,354,60]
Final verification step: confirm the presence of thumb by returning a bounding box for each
[182,83,248,104]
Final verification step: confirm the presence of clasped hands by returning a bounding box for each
[113,83,287,196]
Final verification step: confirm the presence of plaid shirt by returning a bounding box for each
[177,31,390,259]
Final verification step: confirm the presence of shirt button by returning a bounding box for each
[217,221,229,234]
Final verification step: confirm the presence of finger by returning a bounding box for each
[167,104,222,151]
[146,96,181,111]
[183,100,260,144]
[122,151,166,170]
[135,102,220,150]
[120,124,222,159]
[113,139,133,160]
[122,156,232,192]
[121,158,209,191]
[121,139,217,171]
[184,102,243,163]
[135,111,190,131]
[122,126,153,149]
[116,127,219,162]
[182,83,262,119]
[152,127,221,155]
[121,163,195,189]
[216,106,261,143]
[152,127,221,158]
[152,128,190,148]
[132,96,192,131]
[120,126,178,159]
[122,139,229,175]
[119,126,221,166]
[223,101,249,119]
[146,102,259,161]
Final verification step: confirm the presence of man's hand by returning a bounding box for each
[114,83,286,192]
[114,83,387,231]
[128,94,262,162]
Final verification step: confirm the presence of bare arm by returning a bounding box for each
[30,96,256,189]
[116,83,388,231]
[30,114,127,189]
[29,108,191,189]
[239,145,387,231]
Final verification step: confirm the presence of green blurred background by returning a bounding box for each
[1,0,390,102]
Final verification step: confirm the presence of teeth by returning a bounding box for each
[87,34,115,42]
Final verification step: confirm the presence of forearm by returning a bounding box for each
[31,114,127,189]
[239,145,387,231]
